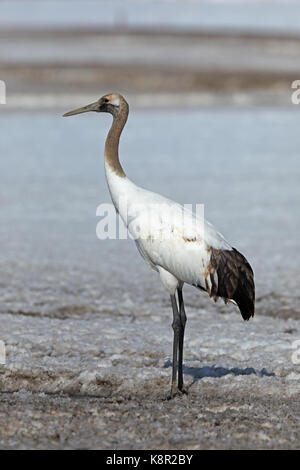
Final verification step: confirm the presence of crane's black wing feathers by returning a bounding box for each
[203,247,255,321]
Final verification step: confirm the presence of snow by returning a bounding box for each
[0,304,299,449]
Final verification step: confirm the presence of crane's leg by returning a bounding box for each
[177,286,187,392]
[170,294,180,397]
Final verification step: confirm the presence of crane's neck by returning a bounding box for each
[104,106,128,179]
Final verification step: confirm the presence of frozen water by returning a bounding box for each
[0,109,299,448]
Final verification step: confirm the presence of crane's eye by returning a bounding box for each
[104,98,109,103]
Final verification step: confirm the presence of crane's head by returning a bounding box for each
[63,93,128,118]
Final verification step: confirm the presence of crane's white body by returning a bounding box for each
[105,163,232,295]
[64,92,254,396]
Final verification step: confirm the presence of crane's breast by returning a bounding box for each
[129,203,213,288]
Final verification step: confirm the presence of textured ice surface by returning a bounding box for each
[0,110,299,448]
[1,305,299,396]
[0,306,299,449]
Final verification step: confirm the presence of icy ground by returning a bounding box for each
[0,108,299,448]
[0,300,299,449]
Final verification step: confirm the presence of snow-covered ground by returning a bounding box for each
[0,109,299,448]
[0,304,299,449]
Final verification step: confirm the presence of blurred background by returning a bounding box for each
[0,0,300,326]
[2,0,300,109]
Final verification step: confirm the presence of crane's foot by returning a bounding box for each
[167,384,188,400]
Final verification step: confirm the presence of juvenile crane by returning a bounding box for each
[63,93,255,397]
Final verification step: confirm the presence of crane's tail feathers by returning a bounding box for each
[206,247,255,321]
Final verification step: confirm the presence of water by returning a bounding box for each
[1,0,300,34]
[0,109,299,319]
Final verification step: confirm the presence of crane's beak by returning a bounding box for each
[63,101,99,117]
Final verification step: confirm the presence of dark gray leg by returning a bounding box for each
[170,294,180,397]
[177,286,187,391]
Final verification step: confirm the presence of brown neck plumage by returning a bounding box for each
[104,102,129,178]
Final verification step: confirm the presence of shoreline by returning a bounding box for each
[1,25,300,40]
[0,27,298,110]
[1,91,294,111]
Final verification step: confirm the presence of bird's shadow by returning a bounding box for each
[163,359,275,389]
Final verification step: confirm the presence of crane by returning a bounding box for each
[63,93,255,397]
